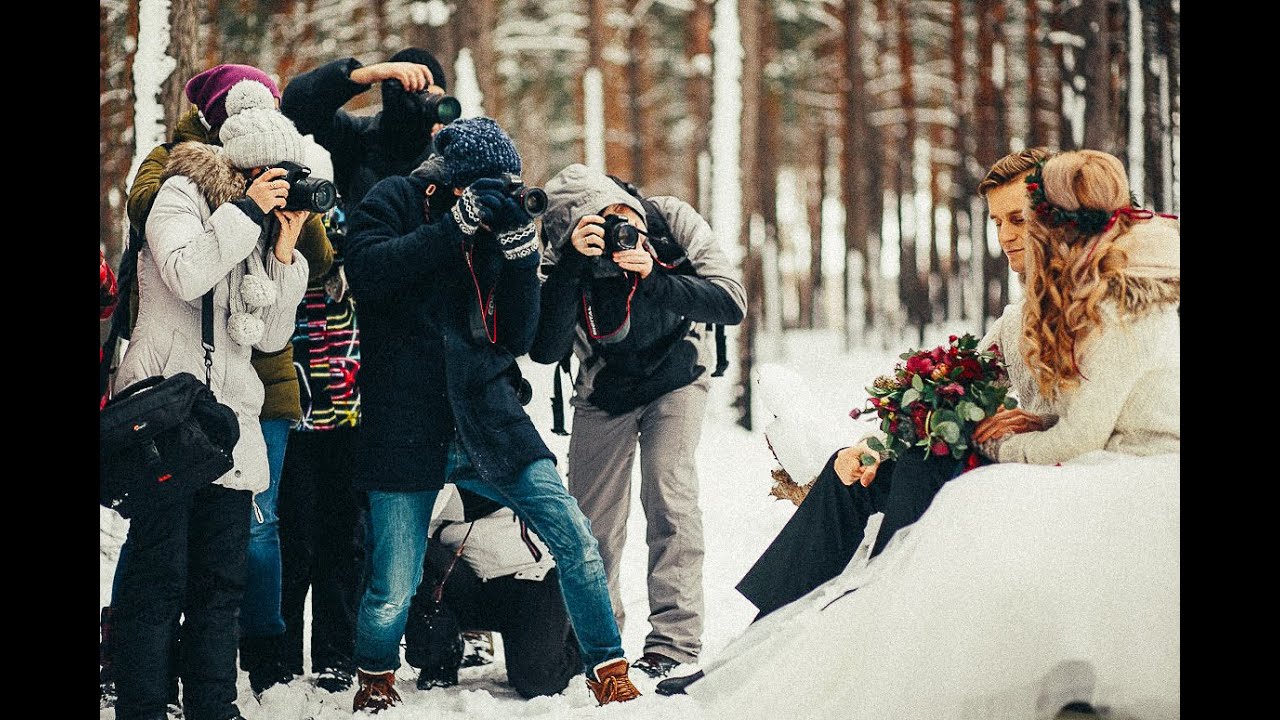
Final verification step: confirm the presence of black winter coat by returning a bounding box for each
[281,58,439,209]
[343,174,553,491]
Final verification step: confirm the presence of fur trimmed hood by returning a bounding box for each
[1109,215,1180,316]
[160,141,248,210]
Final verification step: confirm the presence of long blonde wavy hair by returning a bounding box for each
[1021,150,1176,401]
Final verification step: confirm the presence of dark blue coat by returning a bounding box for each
[343,174,553,491]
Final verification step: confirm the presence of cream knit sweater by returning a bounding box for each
[985,217,1181,464]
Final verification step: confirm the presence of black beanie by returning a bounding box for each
[389,47,448,91]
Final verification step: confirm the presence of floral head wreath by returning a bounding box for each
[1024,161,1141,237]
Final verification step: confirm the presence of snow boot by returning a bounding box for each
[239,633,293,697]
[585,658,641,706]
[352,669,401,713]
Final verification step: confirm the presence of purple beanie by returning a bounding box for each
[184,64,281,129]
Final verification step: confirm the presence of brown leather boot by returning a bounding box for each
[585,658,642,706]
[352,669,401,713]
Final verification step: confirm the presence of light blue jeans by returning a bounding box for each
[353,441,623,675]
[239,418,291,637]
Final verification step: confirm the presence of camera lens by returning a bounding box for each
[424,94,462,126]
[309,180,337,213]
[520,187,548,217]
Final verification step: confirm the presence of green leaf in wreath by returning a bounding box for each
[912,374,924,392]
[933,421,961,444]
[867,436,885,452]
[859,453,878,466]
[902,388,921,406]
[1003,396,1018,409]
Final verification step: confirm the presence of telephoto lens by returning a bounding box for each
[423,93,462,126]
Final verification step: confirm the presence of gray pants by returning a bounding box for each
[566,380,709,664]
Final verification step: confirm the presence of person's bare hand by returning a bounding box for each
[350,62,434,92]
[571,215,607,257]
[272,209,309,264]
[973,407,1046,443]
[613,240,653,278]
[246,167,289,213]
[834,440,882,487]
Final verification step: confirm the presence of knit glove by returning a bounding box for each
[496,222,539,262]
[450,178,504,236]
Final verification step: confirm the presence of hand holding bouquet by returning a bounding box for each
[851,334,1015,469]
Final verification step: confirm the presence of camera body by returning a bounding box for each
[499,172,548,217]
[590,215,645,279]
[268,161,338,213]
[384,79,462,127]
[601,214,641,254]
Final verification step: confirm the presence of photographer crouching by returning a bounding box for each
[342,117,641,713]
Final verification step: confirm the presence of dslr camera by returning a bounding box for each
[384,78,463,127]
[591,214,647,278]
[268,161,338,214]
[499,172,548,217]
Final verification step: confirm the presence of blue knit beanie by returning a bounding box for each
[432,117,522,189]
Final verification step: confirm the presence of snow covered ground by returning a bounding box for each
[97,329,930,719]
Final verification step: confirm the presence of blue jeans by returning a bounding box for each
[353,441,623,675]
[240,418,291,637]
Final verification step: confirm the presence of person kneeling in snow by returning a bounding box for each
[404,486,580,698]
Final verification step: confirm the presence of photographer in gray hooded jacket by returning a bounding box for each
[530,163,746,677]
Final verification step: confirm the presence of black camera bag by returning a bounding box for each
[100,291,240,518]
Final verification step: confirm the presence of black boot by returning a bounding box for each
[100,606,116,708]
[239,634,292,697]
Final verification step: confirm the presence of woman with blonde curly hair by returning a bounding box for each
[677,149,1180,720]
[973,148,1180,462]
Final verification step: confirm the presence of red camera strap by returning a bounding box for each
[464,245,498,345]
[581,275,639,341]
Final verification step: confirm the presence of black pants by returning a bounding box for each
[278,427,364,676]
[112,483,251,720]
[735,450,963,620]
[408,543,581,699]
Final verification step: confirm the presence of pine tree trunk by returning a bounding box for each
[1081,0,1116,153]
[163,0,201,131]
[736,0,762,430]
[685,0,714,210]
[949,0,969,323]
[101,0,140,268]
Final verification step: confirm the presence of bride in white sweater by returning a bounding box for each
[687,150,1181,720]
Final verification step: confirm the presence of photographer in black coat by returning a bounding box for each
[342,118,640,712]
[281,48,456,209]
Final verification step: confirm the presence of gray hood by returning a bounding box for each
[541,163,646,250]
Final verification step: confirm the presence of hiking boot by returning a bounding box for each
[655,669,705,696]
[353,669,401,713]
[585,658,641,706]
[315,666,353,693]
[632,650,682,678]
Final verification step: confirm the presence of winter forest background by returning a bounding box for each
[98,0,1180,433]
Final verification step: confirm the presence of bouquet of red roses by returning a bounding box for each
[850,333,1015,467]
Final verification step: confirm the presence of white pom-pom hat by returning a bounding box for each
[218,79,305,169]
